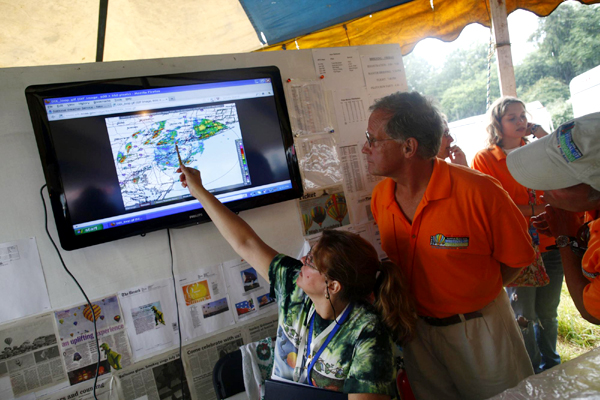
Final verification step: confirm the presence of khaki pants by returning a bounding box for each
[403,290,534,400]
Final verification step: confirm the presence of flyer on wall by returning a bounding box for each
[54,295,132,385]
[223,258,276,322]
[298,185,350,236]
[118,279,180,362]
[176,264,235,341]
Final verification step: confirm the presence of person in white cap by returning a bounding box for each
[507,112,600,325]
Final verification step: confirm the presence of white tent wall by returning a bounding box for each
[0,0,262,68]
[0,43,400,312]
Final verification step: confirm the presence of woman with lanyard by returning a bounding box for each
[176,147,416,399]
[472,97,563,374]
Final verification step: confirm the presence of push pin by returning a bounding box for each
[287,78,291,83]
[320,75,325,79]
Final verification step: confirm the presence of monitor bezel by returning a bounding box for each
[25,66,303,251]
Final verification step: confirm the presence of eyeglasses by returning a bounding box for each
[365,130,396,148]
[303,247,318,270]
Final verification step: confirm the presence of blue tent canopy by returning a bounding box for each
[239,0,413,45]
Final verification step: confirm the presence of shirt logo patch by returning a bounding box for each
[556,121,583,163]
[430,234,469,249]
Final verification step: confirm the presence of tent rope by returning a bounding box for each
[486,28,494,111]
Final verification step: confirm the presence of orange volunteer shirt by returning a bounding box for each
[582,217,600,320]
[371,158,535,318]
[472,144,554,252]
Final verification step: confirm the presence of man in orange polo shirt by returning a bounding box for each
[362,92,535,400]
[507,113,600,325]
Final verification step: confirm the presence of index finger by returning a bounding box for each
[175,144,184,168]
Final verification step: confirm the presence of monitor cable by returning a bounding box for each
[167,228,185,400]
[40,184,101,400]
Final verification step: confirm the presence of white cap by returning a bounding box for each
[507,112,600,191]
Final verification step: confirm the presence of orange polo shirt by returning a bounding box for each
[472,144,555,252]
[583,217,600,320]
[371,158,535,318]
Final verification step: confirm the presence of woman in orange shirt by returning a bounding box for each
[472,97,563,373]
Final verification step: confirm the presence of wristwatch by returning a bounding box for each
[555,235,576,248]
[546,235,585,256]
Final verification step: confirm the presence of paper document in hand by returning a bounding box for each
[0,237,51,324]
[176,264,235,341]
[118,279,180,361]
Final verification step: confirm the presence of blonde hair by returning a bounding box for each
[313,230,416,343]
[485,96,528,149]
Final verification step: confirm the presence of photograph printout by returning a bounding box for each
[54,296,132,385]
[223,258,276,322]
[298,186,350,236]
[118,279,180,361]
[114,350,190,400]
[37,377,112,400]
[0,313,67,397]
[176,265,234,341]
[182,328,245,400]
[0,238,51,324]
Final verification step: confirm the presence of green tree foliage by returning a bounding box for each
[405,2,600,125]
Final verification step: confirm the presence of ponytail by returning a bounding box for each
[313,230,416,343]
[374,261,417,344]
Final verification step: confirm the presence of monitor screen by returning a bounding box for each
[26,66,302,250]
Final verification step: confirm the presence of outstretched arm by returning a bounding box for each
[176,146,277,281]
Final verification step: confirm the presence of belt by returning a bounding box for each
[420,311,483,327]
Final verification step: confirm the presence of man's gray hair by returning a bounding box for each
[370,92,444,159]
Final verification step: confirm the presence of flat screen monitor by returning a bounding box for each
[26,66,303,251]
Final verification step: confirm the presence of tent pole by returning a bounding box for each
[489,0,517,97]
[95,0,109,62]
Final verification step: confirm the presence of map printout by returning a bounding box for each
[106,103,248,210]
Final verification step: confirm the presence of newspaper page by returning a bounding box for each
[298,186,350,236]
[223,258,276,322]
[0,313,67,397]
[37,377,112,400]
[182,328,245,400]
[0,237,52,324]
[242,314,279,343]
[54,295,132,385]
[118,279,180,362]
[176,264,235,342]
[114,350,190,400]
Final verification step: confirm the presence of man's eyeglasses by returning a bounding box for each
[365,130,397,148]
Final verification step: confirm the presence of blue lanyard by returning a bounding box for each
[305,303,353,386]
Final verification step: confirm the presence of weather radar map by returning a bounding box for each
[106,103,248,210]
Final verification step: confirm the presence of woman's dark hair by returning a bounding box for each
[312,230,416,343]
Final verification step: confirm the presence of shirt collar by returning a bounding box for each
[424,158,451,202]
[491,139,527,161]
[381,158,452,211]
